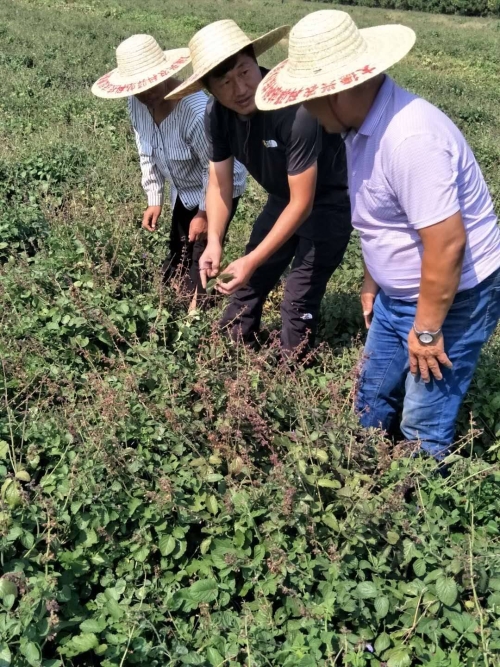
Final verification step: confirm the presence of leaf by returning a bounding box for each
[180,653,205,665]
[206,647,224,666]
[313,449,329,463]
[106,597,124,620]
[15,470,31,482]
[386,531,400,545]
[374,596,390,618]
[189,579,218,603]
[357,581,378,599]
[190,457,207,467]
[374,632,391,654]
[133,545,150,562]
[205,473,223,483]
[442,628,459,642]
[489,577,500,592]
[253,543,266,564]
[403,540,418,563]
[3,480,22,508]
[200,537,212,555]
[159,535,176,557]
[206,495,218,515]
[228,457,244,475]
[63,633,98,656]
[297,658,316,667]
[21,642,40,667]
[218,272,233,283]
[413,559,426,577]
[205,272,232,294]
[128,497,142,516]
[386,648,411,667]
[0,643,11,667]
[173,539,187,560]
[322,513,339,531]
[0,442,9,460]
[81,528,98,548]
[317,478,341,489]
[80,618,107,633]
[0,578,18,599]
[2,595,15,610]
[21,531,34,549]
[436,576,458,606]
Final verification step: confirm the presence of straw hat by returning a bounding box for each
[92,34,191,99]
[165,19,290,100]
[255,10,415,111]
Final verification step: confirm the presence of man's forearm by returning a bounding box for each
[362,260,379,292]
[415,246,465,331]
[206,179,233,244]
[247,202,311,268]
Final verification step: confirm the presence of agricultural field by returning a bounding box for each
[1,0,500,665]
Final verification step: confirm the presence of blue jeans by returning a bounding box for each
[356,267,500,459]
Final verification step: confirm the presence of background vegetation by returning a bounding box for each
[1,0,500,665]
[330,0,500,18]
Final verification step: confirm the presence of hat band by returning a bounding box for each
[95,54,190,95]
[259,60,378,106]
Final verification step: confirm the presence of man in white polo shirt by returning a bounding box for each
[256,10,500,460]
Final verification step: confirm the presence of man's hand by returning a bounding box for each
[408,328,453,383]
[189,212,208,243]
[199,240,223,288]
[215,254,257,295]
[142,205,162,232]
[360,274,379,329]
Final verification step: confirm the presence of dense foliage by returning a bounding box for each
[328,0,500,17]
[1,1,500,666]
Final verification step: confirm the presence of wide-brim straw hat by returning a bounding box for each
[92,34,191,99]
[165,19,290,101]
[255,10,415,111]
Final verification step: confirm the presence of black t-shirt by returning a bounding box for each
[204,73,349,212]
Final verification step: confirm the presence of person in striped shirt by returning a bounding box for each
[92,34,246,301]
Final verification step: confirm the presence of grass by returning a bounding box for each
[1,1,500,666]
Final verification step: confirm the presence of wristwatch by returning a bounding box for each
[413,324,442,345]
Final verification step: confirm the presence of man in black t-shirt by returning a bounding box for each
[167,20,352,351]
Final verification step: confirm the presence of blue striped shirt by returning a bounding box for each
[128,91,247,210]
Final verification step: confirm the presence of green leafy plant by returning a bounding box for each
[1,1,500,665]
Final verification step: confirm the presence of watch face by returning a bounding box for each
[419,333,434,345]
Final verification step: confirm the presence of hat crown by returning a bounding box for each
[116,34,166,78]
[188,20,251,74]
[288,10,366,78]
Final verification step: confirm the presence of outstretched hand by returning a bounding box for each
[214,255,257,296]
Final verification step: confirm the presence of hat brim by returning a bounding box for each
[165,25,290,101]
[255,24,415,111]
[91,47,191,99]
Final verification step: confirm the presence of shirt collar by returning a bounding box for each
[357,75,394,138]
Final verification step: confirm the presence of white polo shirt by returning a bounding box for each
[346,75,500,301]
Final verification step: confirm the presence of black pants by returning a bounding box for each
[162,196,240,294]
[220,196,352,351]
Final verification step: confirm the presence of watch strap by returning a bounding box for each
[413,324,442,337]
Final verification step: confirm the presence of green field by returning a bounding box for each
[1,0,500,665]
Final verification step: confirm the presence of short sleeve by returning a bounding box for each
[280,105,321,176]
[204,97,232,163]
[387,133,460,229]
